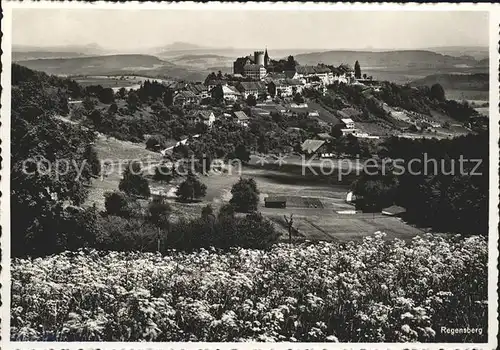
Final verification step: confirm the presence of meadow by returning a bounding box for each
[11,233,487,342]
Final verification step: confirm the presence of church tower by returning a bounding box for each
[264,48,270,68]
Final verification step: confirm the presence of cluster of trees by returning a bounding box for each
[376,82,478,123]
[11,64,101,256]
[352,133,488,235]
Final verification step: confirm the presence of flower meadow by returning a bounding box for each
[11,232,487,342]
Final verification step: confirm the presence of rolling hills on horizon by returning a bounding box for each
[13,47,489,84]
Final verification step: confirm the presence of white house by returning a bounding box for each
[188,110,216,127]
[222,85,241,102]
[341,118,355,129]
[244,64,267,80]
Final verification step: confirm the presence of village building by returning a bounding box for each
[301,139,326,155]
[341,118,355,129]
[205,79,228,91]
[317,132,335,141]
[268,79,304,97]
[237,81,268,99]
[221,85,241,102]
[382,205,407,217]
[187,110,216,127]
[234,50,270,79]
[244,64,267,80]
[233,111,250,127]
[173,91,199,106]
[264,196,287,208]
[185,83,210,99]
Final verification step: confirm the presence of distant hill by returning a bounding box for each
[424,46,489,61]
[410,73,489,91]
[15,54,173,76]
[14,54,213,82]
[169,54,235,69]
[294,50,480,69]
[13,51,91,61]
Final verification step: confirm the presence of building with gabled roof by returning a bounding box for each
[173,91,199,106]
[340,118,355,129]
[234,111,250,126]
[187,110,216,127]
[237,81,267,99]
[301,139,326,154]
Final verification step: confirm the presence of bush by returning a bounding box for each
[96,216,158,252]
[119,161,151,198]
[176,172,207,202]
[229,177,260,212]
[104,191,142,218]
[147,196,171,228]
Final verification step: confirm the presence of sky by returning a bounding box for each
[12,8,489,51]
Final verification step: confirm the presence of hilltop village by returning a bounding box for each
[157,49,483,147]
[163,50,383,144]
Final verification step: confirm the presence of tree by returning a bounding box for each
[104,191,140,218]
[88,109,103,127]
[233,144,250,164]
[11,64,99,256]
[229,177,260,213]
[119,161,151,198]
[127,90,140,111]
[146,135,166,152]
[212,85,224,103]
[147,196,171,228]
[201,204,214,220]
[163,89,174,107]
[176,172,207,202]
[82,96,96,113]
[246,94,257,107]
[117,87,127,99]
[285,55,297,71]
[108,103,118,115]
[97,87,115,104]
[218,203,235,220]
[354,60,362,79]
[83,144,101,178]
[430,83,446,102]
[154,163,174,183]
[293,93,304,104]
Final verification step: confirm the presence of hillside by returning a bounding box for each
[410,73,489,101]
[410,73,489,91]
[424,46,489,61]
[14,54,212,81]
[169,54,235,69]
[15,54,171,75]
[295,50,481,69]
[13,51,91,61]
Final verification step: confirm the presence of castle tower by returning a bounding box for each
[254,51,264,66]
[264,48,269,67]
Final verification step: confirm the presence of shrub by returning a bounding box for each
[147,196,171,228]
[176,172,207,202]
[119,161,151,198]
[229,177,260,212]
[104,191,142,218]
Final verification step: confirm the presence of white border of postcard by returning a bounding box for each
[1,1,499,349]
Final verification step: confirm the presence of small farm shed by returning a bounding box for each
[382,205,407,217]
[265,196,287,208]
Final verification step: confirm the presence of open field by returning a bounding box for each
[86,135,162,207]
[158,163,423,241]
[88,136,425,242]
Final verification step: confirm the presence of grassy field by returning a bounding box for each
[86,135,162,208]
[88,137,424,242]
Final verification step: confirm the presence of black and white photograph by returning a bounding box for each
[0,2,498,347]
